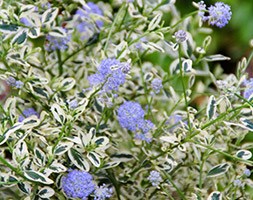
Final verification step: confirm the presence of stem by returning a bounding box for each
[56,49,63,75]
[178,45,192,133]
[106,169,121,200]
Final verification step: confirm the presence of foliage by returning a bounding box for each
[0,0,253,199]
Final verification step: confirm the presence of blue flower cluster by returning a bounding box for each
[62,170,95,200]
[88,58,129,93]
[18,108,39,122]
[94,184,113,200]
[6,77,23,89]
[243,78,253,100]
[45,29,71,51]
[151,78,163,94]
[147,170,162,187]
[117,101,154,142]
[198,1,232,28]
[76,2,103,33]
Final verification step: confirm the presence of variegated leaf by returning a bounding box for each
[38,187,55,198]
[68,148,90,171]
[24,170,54,184]
[87,152,101,167]
[50,104,66,124]
[207,163,230,177]
[54,141,73,155]
[0,122,23,145]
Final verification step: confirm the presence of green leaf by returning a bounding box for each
[0,24,18,32]
[54,142,73,156]
[204,54,230,62]
[207,95,216,120]
[207,163,230,177]
[207,191,222,200]
[24,170,54,184]
[34,147,46,166]
[241,118,253,131]
[38,187,55,198]
[51,104,66,124]
[60,78,76,91]
[42,8,59,25]
[236,150,252,160]
[0,122,23,145]
[18,182,31,195]
[87,152,101,167]
[68,148,90,171]
[12,31,27,45]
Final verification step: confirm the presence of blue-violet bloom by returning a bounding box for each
[147,170,162,187]
[94,184,113,200]
[151,78,163,94]
[18,108,39,122]
[62,170,95,200]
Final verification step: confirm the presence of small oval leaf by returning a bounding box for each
[236,150,252,160]
[207,163,230,177]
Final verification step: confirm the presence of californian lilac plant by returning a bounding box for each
[1,0,253,199]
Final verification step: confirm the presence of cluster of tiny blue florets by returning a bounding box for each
[18,108,39,122]
[6,76,23,89]
[88,58,129,93]
[147,170,163,187]
[94,184,113,200]
[45,29,71,51]
[117,101,154,142]
[62,170,95,200]
[151,78,163,94]
[198,1,232,28]
[75,2,103,33]
[243,78,253,100]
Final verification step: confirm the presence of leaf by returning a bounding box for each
[148,12,162,31]
[48,162,67,173]
[18,182,31,195]
[87,152,101,167]
[41,8,59,25]
[13,140,29,163]
[204,54,230,62]
[182,59,192,73]
[111,153,133,162]
[38,187,55,198]
[34,147,46,166]
[0,122,23,145]
[236,150,252,160]
[54,141,73,155]
[22,116,40,129]
[207,163,230,177]
[24,170,54,184]
[0,24,18,32]
[206,95,216,120]
[50,104,66,124]
[68,148,90,171]
[207,191,222,200]
[11,31,27,45]
[60,78,76,91]
[48,27,67,38]
[94,136,109,148]
[28,27,40,39]
[102,161,120,169]
[33,87,49,99]
[241,118,253,131]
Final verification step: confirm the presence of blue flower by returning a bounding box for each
[94,184,113,200]
[18,108,39,122]
[233,179,242,187]
[88,59,128,93]
[208,2,232,28]
[62,170,95,200]
[151,78,163,94]
[147,170,162,187]
[75,2,103,32]
[244,168,251,177]
[117,101,154,142]
[198,2,232,28]
[117,101,145,132]
[243,78,253,100]
[20,17,32,27]
[45,29,71,51]
[174,30,187,43]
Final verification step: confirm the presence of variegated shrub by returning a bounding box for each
[0,0,253,199]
